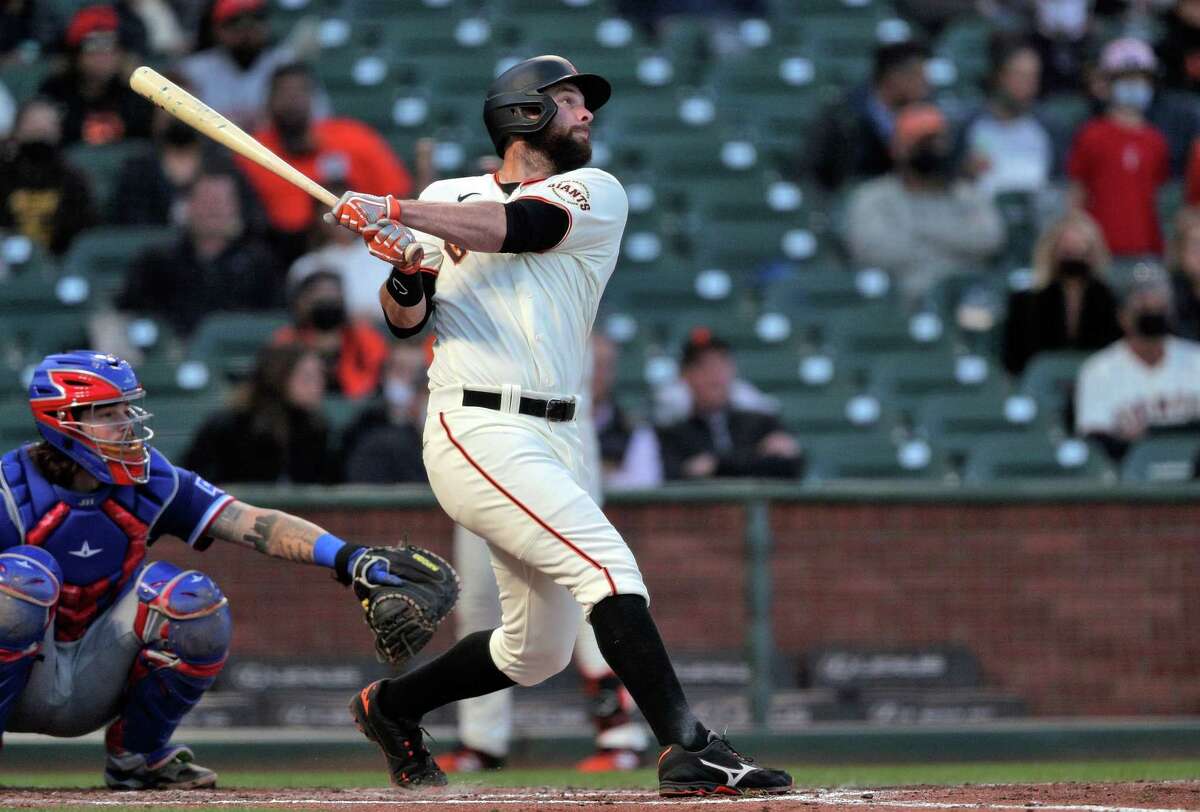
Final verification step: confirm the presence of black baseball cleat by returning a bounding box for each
[658,731,793,797]
[350,680,448,788]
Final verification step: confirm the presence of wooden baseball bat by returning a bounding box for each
[128,65,338,208]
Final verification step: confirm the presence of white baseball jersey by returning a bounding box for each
[414,168,628,396]
[1075,337,1200,437]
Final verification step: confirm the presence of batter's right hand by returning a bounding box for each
[362,219,424,271]
[325,191,402,232]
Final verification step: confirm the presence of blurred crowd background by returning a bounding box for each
[3,0,1200,489]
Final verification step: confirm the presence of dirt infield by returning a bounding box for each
[1,782,1198,811]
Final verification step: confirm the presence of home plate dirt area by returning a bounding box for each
[2,782,1199,811]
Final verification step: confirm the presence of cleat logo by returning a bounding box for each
[699,758,758,788]
[69,541,103,558]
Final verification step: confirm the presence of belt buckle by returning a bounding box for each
[545,398,573,422]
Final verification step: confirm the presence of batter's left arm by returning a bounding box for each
[399,200,508,252]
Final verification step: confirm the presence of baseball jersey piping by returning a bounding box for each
[438,411,617,596]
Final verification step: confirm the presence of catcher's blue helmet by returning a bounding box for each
[28,351,153,485]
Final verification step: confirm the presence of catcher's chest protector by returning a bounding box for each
[0,446,176,641]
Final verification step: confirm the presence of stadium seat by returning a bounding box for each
[0,59,51,106]
[188,311,291,382]
[766,268,892,312]
[868,350,1008,414]
[803,434,951,483]
[963,435,1115,483]
[62,226,174,300]
[821,305,950,361]
[65,140,153,217]
[148,392,225,464]
[0,399,38,452]
[914,391,1049,457]
[1018,350,1090,430]
[1120,434,1200,483]
[775,386,895,437]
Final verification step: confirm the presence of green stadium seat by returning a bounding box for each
[65,140,153,216]
[775,386,895,438]
[1018,350,1090,428]
[148,392,225,464]
[62,226,174,303]
[1120,434,1200,483]
[0,59,51,106]
[914,391,1049,457]
[2,310,91,364]
[803,434,951,483]
[766,268,890,312]
[962,435,1115,484]
[821,305,950,362]
[868,350,1008,414]
[0,399,38,451]
[0,270,69,313]
[187,311,290,382]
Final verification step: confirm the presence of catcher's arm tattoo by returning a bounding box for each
[208,500,326,564]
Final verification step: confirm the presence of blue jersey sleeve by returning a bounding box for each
[154,464,234,551]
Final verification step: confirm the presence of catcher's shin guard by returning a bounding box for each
[0,546,61,731]
[109,563,230,756]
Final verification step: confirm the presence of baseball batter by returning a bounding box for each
[0,351,456,790]
[332,56,792,796]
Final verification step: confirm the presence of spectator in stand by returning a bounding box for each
[1157,0,1200,93]
[1069,38,1170,258]
[236,62,412,264]
[109,87,220,226]
[808,40,931,191]
[846,104,1005,308]
[590,334,662,489]
[1076,264,1200,461]
[1002,210,1123,375]
[271,266,388,400]
[1184,136,1200,205]
[38,5,153,146]
[176,0,324,131]
[0,98,97,255]
[116,170,282,336]
[116,0,187,58]
[1167,208,1200,339]
[960,33,1054,197]
[0,81,15,140]
[657,330,801,481]
[1025,0,1097,95]
[342,342,430,484]
[287,199,390,323]
[1,1,63,61]
[184,344,341,484]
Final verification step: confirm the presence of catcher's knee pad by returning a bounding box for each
[134,562,231,667]
[0,545,62,657]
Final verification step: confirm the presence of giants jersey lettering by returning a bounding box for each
[1075,337,1200,436]
[413,168,627,395]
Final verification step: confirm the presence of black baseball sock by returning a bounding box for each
[589,594,708,751]
[376,629,516,721]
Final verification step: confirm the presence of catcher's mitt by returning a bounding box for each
[348,544,460,665]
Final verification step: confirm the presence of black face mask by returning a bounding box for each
[1057,258,1092,278]
[16,140,59,165]
[1135,312,1170,337]
[161,119,198,147]
[907,143,950,177]
[308,299,346,331]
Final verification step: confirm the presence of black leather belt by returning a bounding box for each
[462,388,576,422]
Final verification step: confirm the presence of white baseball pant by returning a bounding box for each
[423,384,648,689]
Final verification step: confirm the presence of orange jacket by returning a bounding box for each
[239,118,412,233]
[273,321,389,400]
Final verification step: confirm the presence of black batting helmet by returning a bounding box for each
[483,55,611,157]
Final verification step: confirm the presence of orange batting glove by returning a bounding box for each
[325,191,402,232]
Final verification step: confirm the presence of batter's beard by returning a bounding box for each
[527,126,591,173]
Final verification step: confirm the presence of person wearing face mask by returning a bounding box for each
[110,81,250,226]
[271,267,388,400]
[116,171,282,336]
[960,33,1054,198]
[341,342,430,484]
[1075,265,1200,461]
[1068,38,1170,258]
[236,62,412,265]
[0,97,97,256]
[1002,210,1123,376]
[846,103,1005,308]
[175,0,327,131]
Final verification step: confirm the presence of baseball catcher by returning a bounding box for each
[0,351,457,790]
